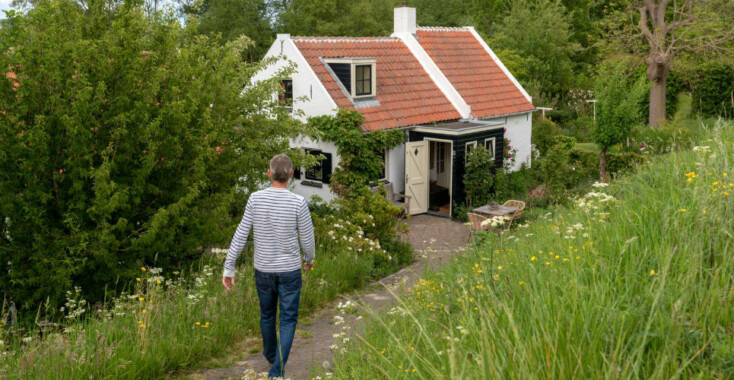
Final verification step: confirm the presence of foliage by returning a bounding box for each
[330,187,407,250]
[592,62,648,150]
[325,119,734,379]
[276,0,396,37]
[531,117,563,156]
[307,109,403,197]
[490,0,577,102]
[691,63,734,118]
[591,62,648,180]
[185,0,275,61]
[0,1,304,322]
[463,146,496,208]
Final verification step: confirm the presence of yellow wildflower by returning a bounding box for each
[138,297,144,301]
[141,267,146,271]
[196,322,201,326]
[136,278,141,282]
[518,281,525,285]
[680,209,686,212]
[545,261,551,266]
[650,270,655,276]
[531,256,536,261]
[497,266,503,270]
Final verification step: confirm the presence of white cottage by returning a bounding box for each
[253,6,534,217]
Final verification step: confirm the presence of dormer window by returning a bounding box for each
[324,58,376,99]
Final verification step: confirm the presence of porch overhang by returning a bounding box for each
[411,119,504,136]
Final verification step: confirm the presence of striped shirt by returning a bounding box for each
[223,187,315,276]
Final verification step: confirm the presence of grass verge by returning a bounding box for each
[326,119,734,379]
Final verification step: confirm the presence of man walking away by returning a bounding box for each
[222,154,315,379]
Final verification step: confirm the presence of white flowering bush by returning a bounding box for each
[313,214,390,261]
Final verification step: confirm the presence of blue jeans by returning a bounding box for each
[254,268,302,378]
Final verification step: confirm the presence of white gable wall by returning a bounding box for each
[484,112,533,170]
[252,34,338,121]
[253,35,341,201]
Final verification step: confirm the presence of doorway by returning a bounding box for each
[427,139,452,216]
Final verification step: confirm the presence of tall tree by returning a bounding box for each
[633,0,734,126]
[276,0,395,37]
[178,0,274,61]
[490,0,577,103]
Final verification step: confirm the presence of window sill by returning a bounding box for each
[301,180,323,188]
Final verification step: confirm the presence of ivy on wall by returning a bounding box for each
[307,109,404,196]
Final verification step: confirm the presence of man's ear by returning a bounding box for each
[290,169,294,178]
[267,169,272,179]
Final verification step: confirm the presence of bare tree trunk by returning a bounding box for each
[647,53,670,127]
[649,75,667,127]
[600,148,608,183]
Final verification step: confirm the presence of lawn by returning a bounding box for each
[325,119,734,379]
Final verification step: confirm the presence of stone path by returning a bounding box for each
[188,215,471,380]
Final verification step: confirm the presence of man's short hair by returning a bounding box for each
[270,154,292,183]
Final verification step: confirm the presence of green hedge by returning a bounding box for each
[692,63,734,118]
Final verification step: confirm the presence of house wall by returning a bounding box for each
[387,144,405,194]
[485,112,533,170]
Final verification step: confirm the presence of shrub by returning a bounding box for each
[531,117,562,156]
[464,146,496,208]
[691,63,734,118]
[0,2,303,321]
[545,108,578,126]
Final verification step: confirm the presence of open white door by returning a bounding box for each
[405,140,429,215]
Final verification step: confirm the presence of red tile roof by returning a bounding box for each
[293,37,461,132]
[416,28,534,118]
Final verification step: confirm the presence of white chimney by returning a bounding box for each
[394,5,416,35]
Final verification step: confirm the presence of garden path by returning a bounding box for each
[189,214,471,380]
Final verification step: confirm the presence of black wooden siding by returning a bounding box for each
[409,128,504,215]
[327,63,351,94]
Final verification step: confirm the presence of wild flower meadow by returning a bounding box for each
[325,119,734,379]
[0,212,410,379]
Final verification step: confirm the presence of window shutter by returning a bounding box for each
[322,153,332,184]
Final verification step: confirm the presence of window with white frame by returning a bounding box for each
[484,137,496,161]
[325,58,377,99]
[465,141,477,164]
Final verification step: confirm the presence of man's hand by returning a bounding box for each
[303,261,314,272]
[222,276,235,291]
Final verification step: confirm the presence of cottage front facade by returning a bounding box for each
[253,6,534,217]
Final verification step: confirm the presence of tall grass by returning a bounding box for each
[327,119,734,379]
[0,214,412,379]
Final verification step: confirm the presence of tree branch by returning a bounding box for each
[638,6,655,48]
